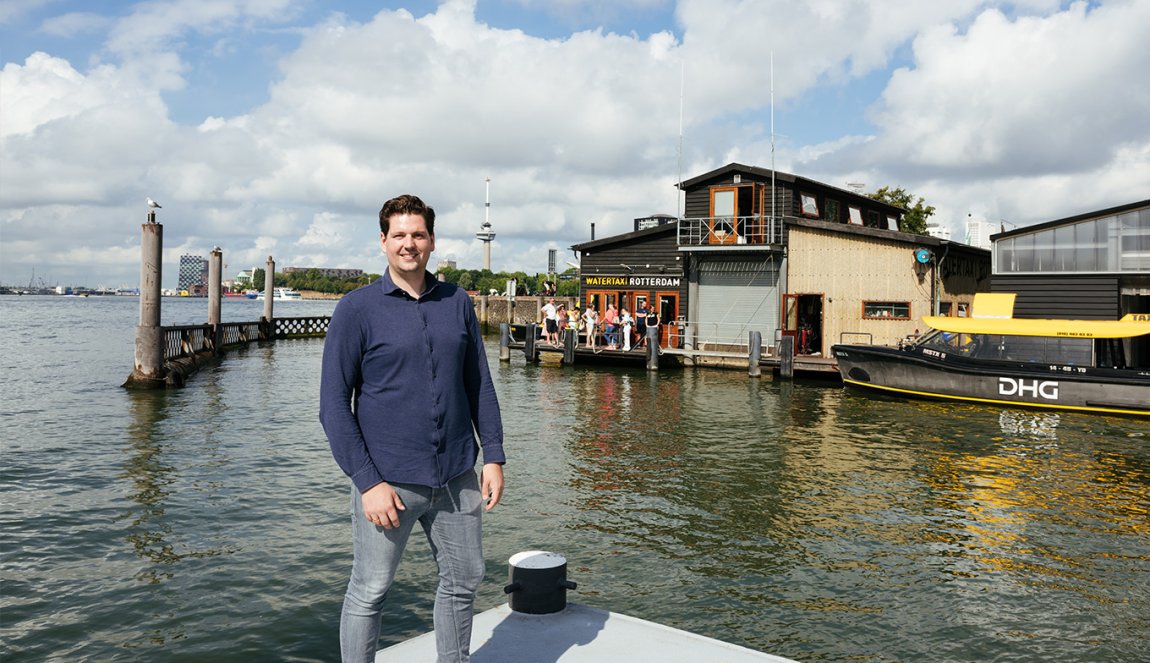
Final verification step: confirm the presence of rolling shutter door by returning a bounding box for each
[696,257,780,344]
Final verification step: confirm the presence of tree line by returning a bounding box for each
[246,267,580,297]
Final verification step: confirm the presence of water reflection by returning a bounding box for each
[122,388,233,584]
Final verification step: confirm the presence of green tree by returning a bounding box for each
[868,186,935,235]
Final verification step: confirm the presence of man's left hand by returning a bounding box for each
[481,463,504,511]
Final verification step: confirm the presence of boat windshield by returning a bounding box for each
[914,329,1095,366]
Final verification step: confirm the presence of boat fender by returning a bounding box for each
[503,550,577,614]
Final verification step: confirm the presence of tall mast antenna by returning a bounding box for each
[771,51,776,221]
[677,58,684,219]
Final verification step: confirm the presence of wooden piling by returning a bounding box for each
[499,323,511,362]
[749,331,762,378]
[779,336,794,379]
[645,326,659,371]
[261,256,274,339]
[562,327,577,365]
[124,214,166,388]
[208,247,222,351]
[525,323,539,363]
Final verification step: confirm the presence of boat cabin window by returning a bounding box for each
[916,331,1094,365]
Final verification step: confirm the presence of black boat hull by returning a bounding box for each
[832,344,1150,416]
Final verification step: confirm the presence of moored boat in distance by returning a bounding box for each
[255,287,303,301]
[832,293,1150,417]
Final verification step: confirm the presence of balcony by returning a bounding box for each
[677,215,786,248]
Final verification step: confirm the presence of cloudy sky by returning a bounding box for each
[2,0,1147,290]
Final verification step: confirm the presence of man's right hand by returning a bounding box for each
[362,482,405,529]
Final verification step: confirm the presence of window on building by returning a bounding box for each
[826,199,840,223]
[867,211,881,227]
[848,206,863,225]
[709,187,739,244]
[887,215,899,231]
[863,302,910,319]
[993,205,1150,274]
[800,192,819,218]
[939,302,954,316]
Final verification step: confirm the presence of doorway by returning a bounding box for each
[783,293,824,356]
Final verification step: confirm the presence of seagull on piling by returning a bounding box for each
[147,197,162,209]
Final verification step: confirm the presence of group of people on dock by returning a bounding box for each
[540,297,659,350]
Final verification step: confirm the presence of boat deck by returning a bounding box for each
[376,602,798,663]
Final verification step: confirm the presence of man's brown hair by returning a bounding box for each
[379,194,436,236]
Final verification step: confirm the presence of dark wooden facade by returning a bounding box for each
[679,163,906,231]
[990,275,1120,320]
[572,224,688,347]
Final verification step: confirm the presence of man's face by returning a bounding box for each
[381,213,435,278]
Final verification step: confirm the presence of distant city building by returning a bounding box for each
[925,223,952,241]
[235,269,254,285]
[282,266,365,279]
[964,217,995,250]
[436,259,458,272]
[634,214,677,232]
[178,254,208,291]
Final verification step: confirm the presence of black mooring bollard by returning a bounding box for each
[502,550,577,615]
[645,326,659,371]
[525,323,538,363]
[562,327,577,365]
[749,330,762,378]
[499,323,511,362]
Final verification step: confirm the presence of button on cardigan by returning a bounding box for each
[319,271,505,492]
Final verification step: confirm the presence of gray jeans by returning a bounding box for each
[340,470,485,663]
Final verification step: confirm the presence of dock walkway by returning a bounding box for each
[506,337,841,377]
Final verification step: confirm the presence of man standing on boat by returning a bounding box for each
[320,194,506,663]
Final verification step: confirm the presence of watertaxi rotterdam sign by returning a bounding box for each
[583,275,682,288]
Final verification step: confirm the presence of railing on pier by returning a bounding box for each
[677,216,786,247]
[161,316,330,362]
[676,321,774,355]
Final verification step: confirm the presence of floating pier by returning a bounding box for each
[501,323,840,378]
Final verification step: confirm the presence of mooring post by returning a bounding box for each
[499,323,511,362]
[779,335,794,379]
[261,256,275,340]
[124,212,165,388]
[562,326,576,365]
[645,326,659,371]
[525,323,538,363]
[480,294,489,327]
[208,247,223,353]
[749,330,762,378]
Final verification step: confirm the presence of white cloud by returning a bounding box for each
[795,0,1150,237]
[868,2,1150,173]
[1,0,1147,289]
[37,11,111,37]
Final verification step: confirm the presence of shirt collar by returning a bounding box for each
[379,269,440,299]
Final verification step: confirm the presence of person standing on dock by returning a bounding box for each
[603,304,619,349]
[646,303,660,348]
[635,301,648,348]
[620,307,633,351]
[541,297,560,345]
[583,306,599,349]
[320,194,506,663]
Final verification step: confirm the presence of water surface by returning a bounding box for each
[1,295,1147,661]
